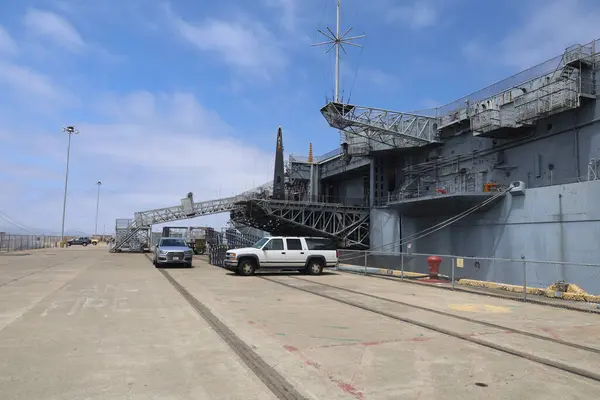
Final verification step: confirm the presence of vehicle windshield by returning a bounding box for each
[252,238,269,249]
[159,238,187,247]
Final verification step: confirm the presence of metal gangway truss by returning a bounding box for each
[110,195,246,252]
[231,198,370,249]
[110,187,370,252]
[320,102,440,151]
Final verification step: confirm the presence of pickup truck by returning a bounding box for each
[224,236,338,276]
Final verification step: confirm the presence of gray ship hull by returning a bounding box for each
[370,179,600,295]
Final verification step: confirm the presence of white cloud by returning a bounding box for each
[23,8,85,52]
[85,91,273,178]
[0,26,17,55]
[361,67,400,89]
[499,0,600,69]
[461,41,485,62]
[264,0,299,32]
[387,2,437,29]
[1,90,276,234]
[462,0,600,70]
[340,62,399,92]
[421,98,442,109]
[0,159,63,182]
[0,14,277,234]
[0,61,63,101]
[171,13,286,80]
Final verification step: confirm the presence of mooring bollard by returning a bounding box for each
[427,256,442,279]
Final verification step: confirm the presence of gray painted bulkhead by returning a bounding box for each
[288,153,370,205]
[365,72,600,293]
[395,180,600,294]
[295,44,600,292]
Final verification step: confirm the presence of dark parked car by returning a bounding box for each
[67,237,92,246]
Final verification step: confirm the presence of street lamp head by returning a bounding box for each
[63,126,79,134]
[97,181,102,185]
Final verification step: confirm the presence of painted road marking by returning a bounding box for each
[309,335,362,342]
[448,303,512,313]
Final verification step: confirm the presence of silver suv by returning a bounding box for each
[152,237,194,267]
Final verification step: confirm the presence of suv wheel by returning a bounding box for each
[307,259,324,275]
[82,243,88,247]
[238,259,256,276]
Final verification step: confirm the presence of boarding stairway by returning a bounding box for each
[513,43,597,125]
[110,197,242,252]
[110,184,272,253]
[110,183,370,252]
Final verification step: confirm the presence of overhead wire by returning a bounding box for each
[0,210,37,235]
[387,187,511,247]
[346,44,364,105]
[338,186,513,262]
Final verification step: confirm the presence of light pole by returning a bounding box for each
[94,181,102,236]
[60,125,79,243]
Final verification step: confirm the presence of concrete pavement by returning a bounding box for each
[0,247,277,400]
[1,248,600,399]
[170,259,600,399]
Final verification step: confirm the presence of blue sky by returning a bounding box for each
[1,0,599,235]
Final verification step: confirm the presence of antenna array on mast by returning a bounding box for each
[312,0,366,104]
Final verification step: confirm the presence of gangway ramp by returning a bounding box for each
[111,190,370,252]
[320,101,440,151]
[232,198,370,249]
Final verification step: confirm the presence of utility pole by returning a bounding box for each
[60,126,79,243]
[95,181,102,236]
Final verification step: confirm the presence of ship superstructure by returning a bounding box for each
[110,4,600,292]
[284,38,600,292]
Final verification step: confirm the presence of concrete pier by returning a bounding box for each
[1,247,599,399]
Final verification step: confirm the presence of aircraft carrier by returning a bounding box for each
[111,37,600,293]
[285,37,600,291]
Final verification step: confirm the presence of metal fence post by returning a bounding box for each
[364,251,367,275]
[522,256,527,300]
[401,252,404,280]
[451,257,455,290]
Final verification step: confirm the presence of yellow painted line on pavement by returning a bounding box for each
[448,303,512,314]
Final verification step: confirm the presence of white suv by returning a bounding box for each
[224,236,338,276]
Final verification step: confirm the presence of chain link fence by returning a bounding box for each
[206,228,263,268]
[206,228,227,267]
[0,234,62,252]
[338,250,600,298]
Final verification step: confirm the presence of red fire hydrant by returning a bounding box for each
[427,256,442,279]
